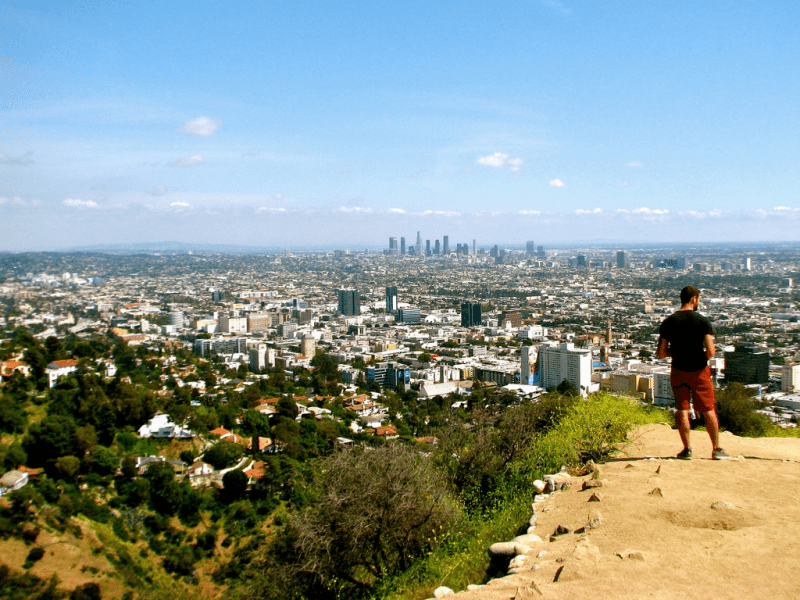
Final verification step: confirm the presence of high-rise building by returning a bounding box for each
[397,308,421,324]
[416,231,422,254]
[249,344,267,373]
[520,346,535,385]
[443,236,450,255]
[473,239,477,255]
[461,301,482,327]
[337,289,361,316]
[724,344,769,384]
[426,240,431,256]
[434,240,440,255]
[385,286,398,313]
[400,237,406,255]
[576,255,587,268]
[388,237,398,254]
[616,250,629,268]
[781,363,800,392]
[301,335,316,359]
[537,245,545,258]
[538,342,592,396]
[526,241,535,257]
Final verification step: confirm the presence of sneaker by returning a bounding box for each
[676,448,692,460]
[712,447,730,460]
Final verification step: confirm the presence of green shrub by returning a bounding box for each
[24,547,45,569]
[716,383,773,437]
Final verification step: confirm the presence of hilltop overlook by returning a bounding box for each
[442,423,800,600]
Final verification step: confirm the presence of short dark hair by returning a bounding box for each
[680,285,700,305]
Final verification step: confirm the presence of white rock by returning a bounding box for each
[512,533,543,545]
[466,584,483,591]
[488,541,517,556]
[509,555,527,569]
[527,526,537,534]
[434,586,454,598]
[514,544,533,555]
[537,550,548,558]
[533,479,546,493]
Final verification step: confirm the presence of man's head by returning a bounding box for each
[680,285,701,307]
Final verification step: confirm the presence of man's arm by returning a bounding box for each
[656,336,670,359]
[704,334,715,359]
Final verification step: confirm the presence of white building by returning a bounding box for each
[653,370,675,406]
[45,359,79,388]
[220,315,248,334]
[781,363,800,392]
[138,413,194,438]
[249,344,267,373]
[538,342,592,396]
[520,346,536,385]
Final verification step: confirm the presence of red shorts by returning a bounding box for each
[671,366,715,413]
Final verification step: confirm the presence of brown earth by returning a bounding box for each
[448,423,800,600]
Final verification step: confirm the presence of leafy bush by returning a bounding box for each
[203,441,244,470]
[24,547,45,569]
[716,383,773,437]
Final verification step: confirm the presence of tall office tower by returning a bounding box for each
[575,254,587,268]
[781,363,800,392]
[434,240,440,255]
[462,242,468,254]
[388,237,398,254]
[416,231,422,254]
[539,342,592,396]
[443,236,450,255]
[249,344,267,373]
[490,245,499,258]
[400,237,406,255]
[456,243,462,254]
[385,286,398,313]
[537,245,545,257]
[337,289,361,316]
[520,346,535,384]
[526,241,535,257]
[745,257,752,271]
[724,344,769,384]
[425,240,431,256]
[461,301,482,327]
[616,250,629,268]
[473,239,477,255]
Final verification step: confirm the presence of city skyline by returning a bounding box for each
[2,1,800,251]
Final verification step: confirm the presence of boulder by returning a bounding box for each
[433,586,454,598]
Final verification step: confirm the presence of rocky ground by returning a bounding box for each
[439,423,800,600]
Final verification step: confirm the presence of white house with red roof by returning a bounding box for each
[45,359,79,388]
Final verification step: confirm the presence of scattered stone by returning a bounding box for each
[533,479,546,494]
[488,542,517,557]
[514,583,543,598]
[512,533,543,545]
[533,495,548,504]
[616,550,646,561]
[433,586,454,598]
[553,525,571,536]
[591,468,602,480]
[509,555,528,569]
[649,487,663,497]
[514,544,533,556]
[582,479,603,490]
[656,465,662,475]
[553,565,565,582]
[711,501,735,510]
[556,557,566,563]
[537,550,548,558]
[587,509,602,528]
[588,492,602,502]
[625,463,634,469]
[508,567,525,575]
[466,584,483,591]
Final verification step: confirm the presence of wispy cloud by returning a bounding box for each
[389,208,407,214]
[63,199,98,208]
[576,208,602,214]
[476,152,524,172]
[178,116,222,136]
[549,179,565,187]
[257,206,288,212]
[626,161,643,168]
[418,209,461,217]
[169,154,205,167]
[146,185,168,196]
[339,206,373,213]
[519,210,541,215]
[0,151,35,165]
[540,0,572,16]
[170,201,191,208]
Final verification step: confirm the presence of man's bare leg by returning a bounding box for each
[702,410,720,449]
[677,409,691,450]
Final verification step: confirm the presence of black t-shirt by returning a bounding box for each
[659,310,713,372]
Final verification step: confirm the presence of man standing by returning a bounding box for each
[657,286,730,460]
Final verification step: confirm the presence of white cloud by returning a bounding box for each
[417,209,461,217]
[519,210,541,215]
[576,208,602,214]
[178,116,222,136]
[389,208,406,214]
[0,150,34,165]
[626,161,643,168]
[170,201,191,208]
[339,206,373,213]
[549,179,565,187]
[632,207,669,215]
[476,152,524,171]
[64,199,98,208]
[257,207,287,212]
[169,154,205,167]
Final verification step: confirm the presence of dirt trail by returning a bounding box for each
[449,423,800,600]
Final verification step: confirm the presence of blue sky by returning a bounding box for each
[2,1,799,250]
